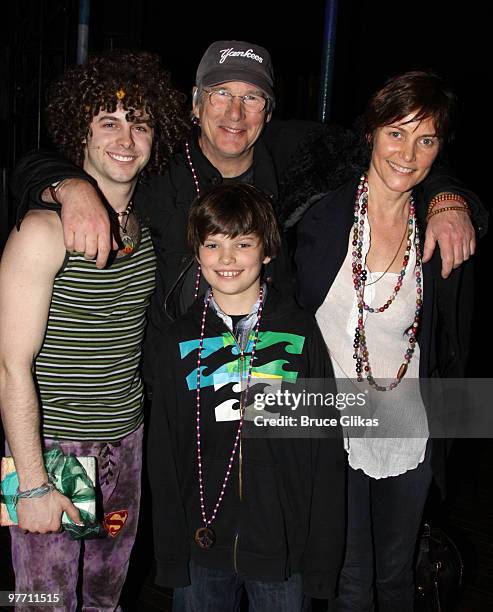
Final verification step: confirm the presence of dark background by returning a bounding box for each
[1,1,489,203]
[1,1,491,609]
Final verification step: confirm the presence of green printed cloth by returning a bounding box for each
[1,448,99,539]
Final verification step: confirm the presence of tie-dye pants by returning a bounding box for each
[9,425,143,612]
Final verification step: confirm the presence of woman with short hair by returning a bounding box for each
[296,71,475,611]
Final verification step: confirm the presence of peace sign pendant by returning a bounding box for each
[121,233,135,254]
[194,526,215,549]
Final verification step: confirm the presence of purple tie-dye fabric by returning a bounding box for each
[8,425,143,612]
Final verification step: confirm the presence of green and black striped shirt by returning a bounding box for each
[35,226,156,441]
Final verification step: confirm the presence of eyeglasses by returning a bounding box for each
[203,88,268,113]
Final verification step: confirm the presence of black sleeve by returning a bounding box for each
[300,323,346,601]
[418,162,488,237]
[147,338,191,587]
[424,251,475,470]
[11,149,95,225]
[141,175,187,394]
[265,232,295,299]
[433,252,475,377]
[142,290,174,397]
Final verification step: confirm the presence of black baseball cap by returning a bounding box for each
[196,40,275,100]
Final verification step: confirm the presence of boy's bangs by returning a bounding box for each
[198,206,258,242]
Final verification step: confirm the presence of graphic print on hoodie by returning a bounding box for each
[179,331,305,422]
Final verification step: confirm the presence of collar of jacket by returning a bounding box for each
[183,283,294,334]
[207,282,268,350]
[179,126,279,203]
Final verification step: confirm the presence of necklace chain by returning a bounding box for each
[185,141,202,298]
[352,174,423,392]
[196,286,264,527]
[115,201,135,254]
[116,200,134,218]
[364,219,408,286]
[185,141,201,198]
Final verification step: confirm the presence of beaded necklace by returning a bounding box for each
[194,286,264,549]
[116,200,134,217]
[185,140,201,199]
[185,141,203,299]
[352,174,423,392]
[116,201,135,254]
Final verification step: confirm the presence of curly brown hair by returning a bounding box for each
[45,51,191,174]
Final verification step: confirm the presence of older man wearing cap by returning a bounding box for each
[12,39,482,332]
[190,40,276,177]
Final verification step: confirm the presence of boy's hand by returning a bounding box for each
[46,179,118,268]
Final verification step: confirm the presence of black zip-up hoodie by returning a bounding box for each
[148,287,345,601]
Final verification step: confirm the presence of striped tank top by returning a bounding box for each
[34,225,156,441]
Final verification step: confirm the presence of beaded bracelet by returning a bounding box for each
[14,480,56,506]
[427,205,472,221]
[427,192,469,216]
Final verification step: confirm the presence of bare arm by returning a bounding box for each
[0,211,81,532]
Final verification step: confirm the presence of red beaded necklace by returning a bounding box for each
[194,286,264,549]
[352,174,423,392]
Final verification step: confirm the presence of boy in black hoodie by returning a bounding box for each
[148,184,345,611]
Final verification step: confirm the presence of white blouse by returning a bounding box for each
[316,211,428,479]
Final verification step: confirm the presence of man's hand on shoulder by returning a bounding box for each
[16,489,82,534]
[422,200,476,279]
[53,179,118,268]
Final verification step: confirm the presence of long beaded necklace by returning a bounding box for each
[185,140,201,199]
[194,286,264,549]
[116,201,135,254]
[352,174,423,392]
[185,140,203,300]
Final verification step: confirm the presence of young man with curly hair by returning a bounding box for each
[0,52,188,611]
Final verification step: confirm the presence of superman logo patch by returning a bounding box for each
[103,510,128,537]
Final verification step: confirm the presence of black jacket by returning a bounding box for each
[147,288,345,600]
[12,118,487,325]
[295,177,476,493]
